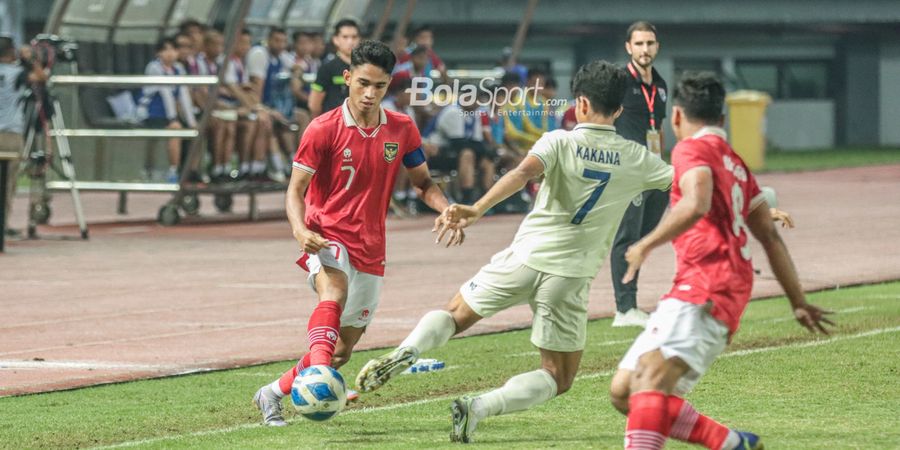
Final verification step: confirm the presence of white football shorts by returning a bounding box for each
[304,241,383,328]
[618,298,729,395]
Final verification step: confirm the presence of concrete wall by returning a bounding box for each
[768,101,836,150]
[880,36,900,146]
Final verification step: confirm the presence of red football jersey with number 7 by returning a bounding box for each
[665,127,764,335]
[292,100,424,276]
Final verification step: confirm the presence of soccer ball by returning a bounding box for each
[290,365,347,421]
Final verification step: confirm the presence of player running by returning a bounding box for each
[253,40,462,426]
[356,60,674,442]
[609,72,834,450]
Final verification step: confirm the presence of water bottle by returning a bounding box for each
[402,358,446,374]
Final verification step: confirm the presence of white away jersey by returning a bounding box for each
[511,123,673,278]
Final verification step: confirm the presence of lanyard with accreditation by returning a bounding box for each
[627,62,662,154]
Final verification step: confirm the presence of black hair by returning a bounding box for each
[241,28,252,37]
[333,18,360,36]
[527,67,546,80]
[269,27,287,38]
[156,36,177,53]
[410,24,432,39]
[408,44,427,56]
[571,60,627,117]
[544,77,558,90]
[388,76,412,95]
[0,36,15,59]
[673,71,726,125]
[500,71,521,88]
[625,20,657,43]
[350,40,396,75]
[178,19,205,34]
[293,30,320,41]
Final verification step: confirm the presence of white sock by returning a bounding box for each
[399,310,456,354]
[240,161,250,174]
[267,380,284,399]
[212,165,224,176]
[720,430,741,450]
[270,152,286,173]
[251,160,266,174]
[471,369,557,421]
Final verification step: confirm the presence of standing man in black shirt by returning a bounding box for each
[610,21,669,328]
[308,19,360,117]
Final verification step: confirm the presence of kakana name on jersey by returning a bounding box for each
[575,146,621,165]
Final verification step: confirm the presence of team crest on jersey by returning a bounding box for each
[343,148,352,162]
[383,142,399,163]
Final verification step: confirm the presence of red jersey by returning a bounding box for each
[293,100,425,276]
[665,127,764,335]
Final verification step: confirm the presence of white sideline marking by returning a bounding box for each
[0,360,190,371]
[90,326,900,450]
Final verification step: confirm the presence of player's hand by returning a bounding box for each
[295,228,328,253]
[445,204,483,229]
[770,208,795,228]
[622,243,649,284]
[793,303,836,335]
[433,208,466,247]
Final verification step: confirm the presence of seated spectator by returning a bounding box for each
[193,30,238,184]
[426,91,496,203]
[522,67,554,138]
[247,27,296,181]
[178,18,207,58]
[220,29,271,182]
[137,37,198,183]
[500,71,533,150]
[383,76,418,205]
[397,25,448,84]
[392,44,429,80]
[497,46,528,85]
[289,31,321,136]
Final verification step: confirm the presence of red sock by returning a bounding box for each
[276,353,312,395]
[667,396,731,449]
[307,300,342,366]
[625,391,669,450]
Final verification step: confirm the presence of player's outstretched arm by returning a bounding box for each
[450,155,545,227]
[747,201,834,334]
[286,168,328,253]
[407,163,465,247]
[623,167,713,283]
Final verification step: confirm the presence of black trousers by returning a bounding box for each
[609,189,670,313]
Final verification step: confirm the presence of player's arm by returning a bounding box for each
[747,201,834,334]
[286,167,328,253]
[446,155,545,229]
[622,166,713,283]
[406,161,464,247]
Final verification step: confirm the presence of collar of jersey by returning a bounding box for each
[692,126,727,140]
[342,99,388,138]
[573,123,615,132]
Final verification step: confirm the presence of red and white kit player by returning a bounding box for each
[609,73,834,450]
[253,40,462,426]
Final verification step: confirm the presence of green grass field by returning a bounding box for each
[761,147,900,172]
[1,283,898,449]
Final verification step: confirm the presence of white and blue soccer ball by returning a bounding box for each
[290,365,347,421]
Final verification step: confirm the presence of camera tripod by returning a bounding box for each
[20,87,88,239]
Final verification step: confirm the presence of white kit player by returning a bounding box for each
[356,60,674,443]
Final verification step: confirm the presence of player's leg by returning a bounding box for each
[618,299,756,450]
[610,196,649,327]
[453,348,581,443]
[456,147,477,203]
[451,273,591,443]
[357,248,532,392]
[254,244,351,425]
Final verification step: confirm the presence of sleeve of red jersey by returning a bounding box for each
[746,170,766,211]
[401,117,426,168]
[671,139,715,184]
[292,120,328,174]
